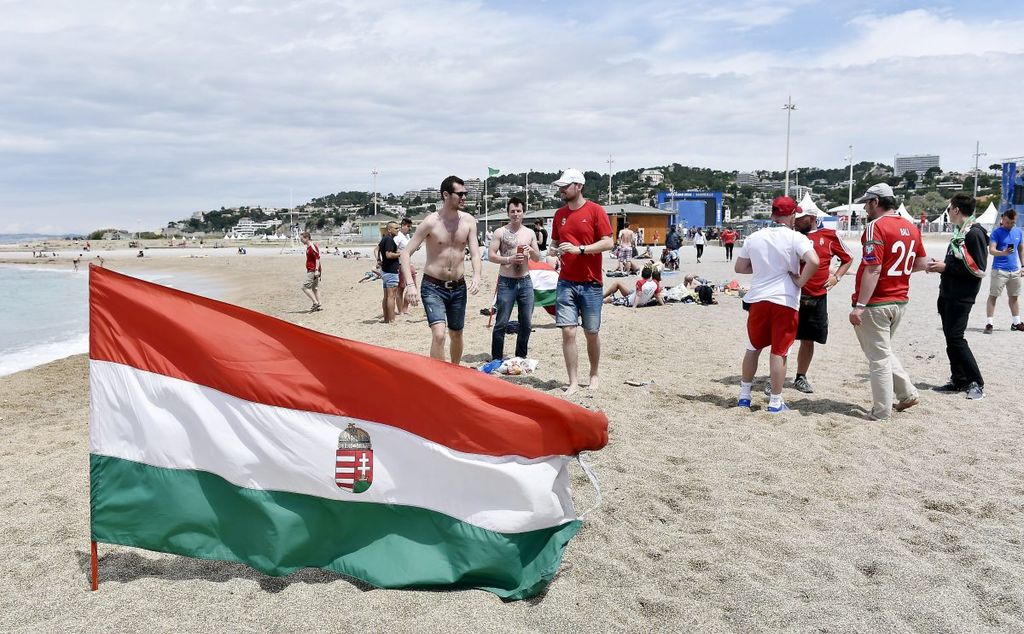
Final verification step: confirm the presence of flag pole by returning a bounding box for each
[90,540,99,590]
[484,170,489,236]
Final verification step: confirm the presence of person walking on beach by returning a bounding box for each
[488,197,540,361]
[721,225,738,262]
[615,220,635,273]
[927,193,989,400]
[551,168,614,394]
[789,207,853,394]
[300,231,322,312]
[377,221,401,324]
[735,196,819,414]
[400,175,482,364]
[848,183,927,420]
[693,227,706,263]
[394,217,415,315]
[983,209,1023,333]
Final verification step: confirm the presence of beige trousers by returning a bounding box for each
[854,304,918,419]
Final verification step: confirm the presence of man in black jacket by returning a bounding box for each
[926,193,989,399]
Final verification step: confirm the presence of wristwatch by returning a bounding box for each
[578,246,585,255]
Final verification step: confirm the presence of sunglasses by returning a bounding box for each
[451,191,468,198]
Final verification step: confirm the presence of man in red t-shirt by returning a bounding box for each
[550,168,614,394]
[848,183,928,420]
[300,231,323,312]
[789,209,854,393]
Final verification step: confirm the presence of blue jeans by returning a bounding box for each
[491,275,534,360]
[420,279,467,330]
[555,280,603,333]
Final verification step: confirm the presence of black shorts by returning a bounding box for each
[796,295,828,344]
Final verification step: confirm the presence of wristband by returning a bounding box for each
[855,302,866,308]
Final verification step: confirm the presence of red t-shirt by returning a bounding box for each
[801,228,853,297]
[721,229,738,245]
[306,243,321,272]
[852,214,926,306]
[551,200,613,283]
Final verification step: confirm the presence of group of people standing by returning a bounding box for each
[736,183,1022,419]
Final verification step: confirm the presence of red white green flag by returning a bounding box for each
[88,266,607,599]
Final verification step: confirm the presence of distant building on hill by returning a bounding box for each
[639,169,664,185]
[895,154,940,176]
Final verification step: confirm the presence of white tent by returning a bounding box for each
[798,192,825,217]
[975,202,998,226]
[930,210,949,226]
[828,203,865,217]
[896,203,914,222]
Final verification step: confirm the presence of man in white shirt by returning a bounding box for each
[394,217,414,315]
[734,197,819,413]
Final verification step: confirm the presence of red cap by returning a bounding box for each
[771,196,800,217]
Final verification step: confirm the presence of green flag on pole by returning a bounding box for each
[488,167,500,177]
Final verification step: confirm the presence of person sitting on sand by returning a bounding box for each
[604,264,664,307]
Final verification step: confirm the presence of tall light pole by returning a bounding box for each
[606,155,614,204]
[846,145,854,225]
[525,169,530,210]
[783,96,796,197]
[972,141,986,197]
[371,168,379,215]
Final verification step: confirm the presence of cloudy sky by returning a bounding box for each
[2,0,1022,233]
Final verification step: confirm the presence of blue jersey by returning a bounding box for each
[990,225,1022,271]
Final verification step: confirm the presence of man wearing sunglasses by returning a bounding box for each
[550,168,614,394]
[400,175,482,364]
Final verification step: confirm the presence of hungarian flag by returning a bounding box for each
[529,259,558,315]
[88,266,607,599]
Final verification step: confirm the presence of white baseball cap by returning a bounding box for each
[553,168,586,187]
[855,183,894,203]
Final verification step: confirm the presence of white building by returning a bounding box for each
[639,169,665,185]
[227,217,280,239]
[894,154,940,176]
[736,172,758,186]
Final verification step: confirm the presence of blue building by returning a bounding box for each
[656,191,724,228]
[1001,162,1024,225]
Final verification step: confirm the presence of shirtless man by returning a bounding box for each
[488,196,541,360]
[616,220,636,272]
[400,175,482,364]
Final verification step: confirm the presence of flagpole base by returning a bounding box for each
[90,540,99,591]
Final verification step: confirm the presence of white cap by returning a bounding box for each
[794,207,814,219]
[553,168,585,187]
[855,183,894,203]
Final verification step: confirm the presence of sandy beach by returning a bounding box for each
[2,239,1023,632]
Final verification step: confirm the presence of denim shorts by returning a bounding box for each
[555,280,603,332]
[420,279,468,330]
[381,272,399,289]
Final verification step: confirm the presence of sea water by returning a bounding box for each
[0,266,222,377]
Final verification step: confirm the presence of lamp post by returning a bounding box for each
[972,141,986,197]
[846,145,854,226]
[783,96,796,197]
[606,155,614,204]
[371,168,379,215]
[525,169,530,210]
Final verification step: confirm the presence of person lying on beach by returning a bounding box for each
[359,267,383,283]
[603,264,664,307]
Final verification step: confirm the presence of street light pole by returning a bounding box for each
[783,96,796,197]
[606,155,614,204]
[371,168,379,215]
[526,169,530,210]
[972,141,986,197]
[847,145,854,224]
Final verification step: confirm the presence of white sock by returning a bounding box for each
[1014,315,1022,325]
[739,381,752,399]
[987,317,994,326]
[768,394,784,408]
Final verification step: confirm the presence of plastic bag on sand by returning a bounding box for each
[478,359,504,374]
[498,357,538,376]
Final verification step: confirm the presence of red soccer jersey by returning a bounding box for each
[802,228,853,297]
[721,229,738,245]
[306,243,321,272]
[852,214,926,306]
[551,200,613,284]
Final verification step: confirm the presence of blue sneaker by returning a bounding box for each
[737,397,752,408]
[767,402,790,414]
